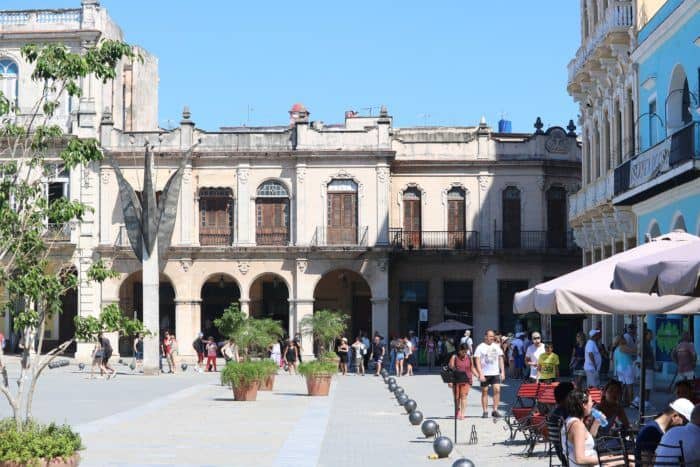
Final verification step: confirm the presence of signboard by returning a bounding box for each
[419,308,428,322]
[629,139,670,188]
[655,316,686,363]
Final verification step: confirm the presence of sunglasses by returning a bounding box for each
[533,337,541,340]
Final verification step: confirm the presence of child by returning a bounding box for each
[206,337,218,372]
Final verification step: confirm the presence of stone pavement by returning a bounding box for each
[0,358,675,466]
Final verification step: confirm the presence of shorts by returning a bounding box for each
[585,370,600,388]
[373,355,383,363]
[454,382,471,397]
[678,371,695,380]
[135,351,143,360]
[616,366,634,385]
[102,351,112,365]
[480,375,501,387]
[396,353,405,361]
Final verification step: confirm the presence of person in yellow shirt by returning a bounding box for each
[537,341,560,382]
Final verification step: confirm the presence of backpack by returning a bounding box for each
[512,342,520,358]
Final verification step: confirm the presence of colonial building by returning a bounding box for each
[1,2,582,362]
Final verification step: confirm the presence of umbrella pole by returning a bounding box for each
[638,321,647,424]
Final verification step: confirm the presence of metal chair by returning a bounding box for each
[594,432,632,466]
[544,414,568,467]
[504,382,540,440]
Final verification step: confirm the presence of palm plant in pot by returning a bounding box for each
[298,354,337,396]
[215,304,283,399]
[299,309,348,355]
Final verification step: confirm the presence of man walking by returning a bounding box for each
[525,332,545,382]
[584,329,602,388]
[672,332,697,381]
[370,334,385,376]
[511,332,525,379]
[474,329,506,418]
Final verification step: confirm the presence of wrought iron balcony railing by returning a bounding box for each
[311,226,368,247]
[494,230,577,250]
[255,232,289,246]
[389,229,479,250]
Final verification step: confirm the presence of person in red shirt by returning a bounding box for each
[206,337,218,372]
[448,344,476,420]
[161,331,172,373]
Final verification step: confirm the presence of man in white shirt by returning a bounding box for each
[584,329,602,388]
[460,330,473,355]
[474,329,505,419]
[524,332,545,381]
[655,404,700,466]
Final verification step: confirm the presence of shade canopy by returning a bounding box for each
[426,319,473,332]
[612,231,700,296]
[514,231,700,316]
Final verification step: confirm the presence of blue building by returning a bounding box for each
[613,0,700,379]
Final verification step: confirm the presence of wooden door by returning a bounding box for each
[256,199,289,245]
[403,197,421,248]
[447,198,465,248]
[200,190,233,245]
[327,192,357,244]
[502,187,521,248]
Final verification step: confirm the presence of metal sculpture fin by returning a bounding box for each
[109,157,144,261]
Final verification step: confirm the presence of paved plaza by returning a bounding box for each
[0,357,668,466]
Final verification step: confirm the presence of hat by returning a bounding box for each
[197,332,203,337]
[669,398,695,421]
[588,329,601,337]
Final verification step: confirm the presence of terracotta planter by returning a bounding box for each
[259,374,275,391]
[305,374,332,396]
[1,452,80,466]
[232,380,260,401]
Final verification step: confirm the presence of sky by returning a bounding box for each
[5,1,581,132]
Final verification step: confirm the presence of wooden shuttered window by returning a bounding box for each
[199,188,233,246]
[403,188,421,247]
[447,187,466,248]
[502,186,521,248]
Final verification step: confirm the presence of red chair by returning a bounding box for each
[536,383,559,414]
[505,382,540,440]
[589,387,603,404]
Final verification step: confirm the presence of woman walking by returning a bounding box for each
[612,335,635,406]
[395,337,405,377]
[270,340,282,367]
[337,338,349,375]
[90,338,103,379]
[351,336,365,375]
[404,337,414,376]
[205,336,218,372]
[133,333,144,373]
[426,335,436,370]
[169,333,179,374]
[570,332,586,389]
[283,338,299,375]
[448,344,474,420]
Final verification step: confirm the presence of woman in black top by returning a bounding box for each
[283,339,298,375]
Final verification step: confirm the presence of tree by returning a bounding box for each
[299,309,348,355]
[0,40,146,430]
[214,303,284,359]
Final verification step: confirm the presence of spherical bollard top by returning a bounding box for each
[421,419,439,437]
[387,376,396,385]
[395,386,404,395]
[433,436,453,458]
[78,362,85,371]
[452,458,475,467]
[129,362,136,371]
[409,410,423,425]
[404,399,417,413]
[181,363,188,371]
[397,394,409,406]
[388,382,397,391]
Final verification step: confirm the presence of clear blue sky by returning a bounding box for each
[6,1,581,132]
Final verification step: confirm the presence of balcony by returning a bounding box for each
[311,226,368,247]
[569,172,614,220]
[199,231,233,246]
[255,232,289,246]
[494,230,577,251]
[43,223,71,242]
[389,229,479,251]
[614,122,700,204]
[568,1,634,84]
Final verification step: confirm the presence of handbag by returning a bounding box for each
[440,365,455,383]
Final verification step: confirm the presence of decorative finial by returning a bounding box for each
[182,106,191,121]
[567,119,577,136]
[534,117,544,134]
[480,115,487,126]
[379,105,388,117]
[101,106,113,123]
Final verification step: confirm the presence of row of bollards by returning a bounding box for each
[380,369,474,466]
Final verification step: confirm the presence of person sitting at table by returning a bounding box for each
[550,381,574,420]
[634,397,693,466]
[595,380,630,434]
[655,403,700,467]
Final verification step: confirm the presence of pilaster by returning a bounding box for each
[236,164,251,245]
[370,298,389,342]
[175,299,201,357]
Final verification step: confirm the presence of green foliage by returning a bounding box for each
[220,360,272,387]
[299,309,348,354]
[74,304,149,343]
[0,419,82,464]
[214,304,284,358]
[298,359,337,377]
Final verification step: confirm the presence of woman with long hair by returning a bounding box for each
[570,332,586,389]
[448,344,475,420]
[283,338,299,375]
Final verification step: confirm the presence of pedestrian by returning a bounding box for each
[370,334,385,376]
[404,336,414,376]
[351,336,365,375]
[635,397,693,465]
[537,341,559,383]
[671,332,697,381]
[283,338,298,375]
[221,339,238,363]
[623,323,636,347]
[570,332,586,389]
[193,332,206,372]
[584,329,602,388]
[511,332,525,379]
[409,331,419,370]
[436,336,445,366]
[637,329,655,410]
[90,338,103,379]
[611,334,635,406]
[270,339,282,368]
[162,331,172,373]
[443,335,455,365]
[394,337,405,377]
[133,333,144,372]
[473,329,505,418]
[169,333,179,374]
[294,333,303,364]
[448,343,474,420]
[361,332,370,370]
[525,332,545,382]
[426,334,436,370]
[98,332,116,379]
[205,336,218,372]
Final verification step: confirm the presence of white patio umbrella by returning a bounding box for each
[612,231,700,296]
[514,231,700,316]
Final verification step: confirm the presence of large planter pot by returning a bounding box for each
[1,453,80,467]
[305,374,332,396]
[232,380,260,401]
[259,374,275,391]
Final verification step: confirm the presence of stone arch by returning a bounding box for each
[249,272,290,336]
[199,272,241,341]
[666,64,692,131]
[671,212,687,232]
[313,268,372,339]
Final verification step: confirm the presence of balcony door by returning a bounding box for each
[502,186,521,248]
[327,179,357,244]
[403,188,421,248]
[256,181,289,245]
[447,187,466,248]
[546,186,567,248]
[199,188,233,246]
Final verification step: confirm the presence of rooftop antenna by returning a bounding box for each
[361,105,380,116]
[246,105,254,126]
[418,113,431,126]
